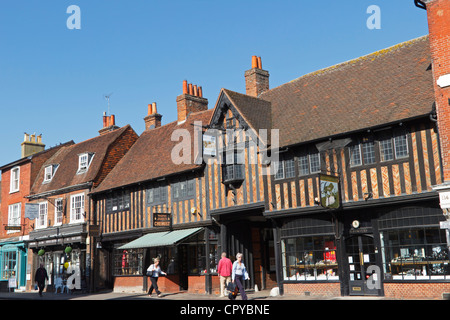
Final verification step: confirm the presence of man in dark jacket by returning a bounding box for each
[35,264,49,297]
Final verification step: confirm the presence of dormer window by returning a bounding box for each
[77,152,95,174]
[43,164,59,183]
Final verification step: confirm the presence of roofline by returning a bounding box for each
[260,35,429,97]
[0,140,75,171]
[26,181,93,200]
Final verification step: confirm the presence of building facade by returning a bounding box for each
[25,116,138,293]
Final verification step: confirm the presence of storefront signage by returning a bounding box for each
[440,220,450,229]
[4,225,21,231]
[319,174,340,209]
[153,212,172,228]
[25,203,40,220]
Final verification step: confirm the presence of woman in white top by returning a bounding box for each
[147,257,167,297]
[231,253,248,300]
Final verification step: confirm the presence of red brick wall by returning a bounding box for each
[187,275,220,294]
[384,283,450,300]
[283,282,341,297]
[426,0,450,181]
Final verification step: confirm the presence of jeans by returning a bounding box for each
[235,275,247,300]
[148,277,160,295]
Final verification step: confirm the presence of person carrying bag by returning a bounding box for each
[146,257,166,297]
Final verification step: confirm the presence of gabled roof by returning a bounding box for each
[30,125,131,196]
[257,35,435,148]
[93,109,214,194]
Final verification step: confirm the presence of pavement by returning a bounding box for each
[0,288,391,301]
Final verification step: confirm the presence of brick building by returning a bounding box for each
[25,115,138,292]
[0,135,73,291]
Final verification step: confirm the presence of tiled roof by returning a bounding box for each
[259,35,434,148]
[93,109,214,193]
[30,125,131,196]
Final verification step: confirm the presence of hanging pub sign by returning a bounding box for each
[153,212,172,228]
[202,133,217,157]
[319,174,341,209]
[25,203,40,220]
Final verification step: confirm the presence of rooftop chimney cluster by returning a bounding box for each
[144,102,162,130]
[99,112,119,135]
[245,55,269,97]
[21,133,45,158]
[183,80,203,98]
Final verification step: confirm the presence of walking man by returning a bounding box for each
[34,264,49,297]
[217,252,232,297]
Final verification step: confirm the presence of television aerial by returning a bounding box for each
[104,92,113,115]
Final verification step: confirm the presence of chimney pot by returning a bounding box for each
[110,114,115,126]
[152,102,157,114]
[148,104,153,115]
[198,86,203,98]
[257,56,262,69]
[188,83,193,95]
[183,80,188,94]
[252,56,258,69]
[193,85,198,97]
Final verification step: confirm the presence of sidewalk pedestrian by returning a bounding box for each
[34,264,49,297]
[217,252,233,297]
[232,253,249,300]
[146,257,167,297]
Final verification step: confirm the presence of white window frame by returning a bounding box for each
[70,193,85,223]
[44,166,53,182]
[7,203,21,233]
[10,167,20,193]
[54,198,64,226]
[77,153,94,174]
[36,202,48,229]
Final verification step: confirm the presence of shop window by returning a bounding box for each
[381,228,450,280]
[185,231,218,275]
[1,250,17,280]
[281,236,338,281]
[147,247,178,275]
[113,249,144,276]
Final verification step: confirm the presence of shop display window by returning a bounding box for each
[185,231,218,275]
[147,247,178,275]
[1,250,17,280]
[381,228,450,280]
[113,248,144,276]
[282,236,338,281]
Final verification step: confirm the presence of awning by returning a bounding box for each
[118,227,203,250]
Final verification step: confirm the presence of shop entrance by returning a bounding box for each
[346,235,380,296]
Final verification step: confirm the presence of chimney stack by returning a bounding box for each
[176,80,208,124]
[144,102,162,130]
[21,133,45,158]
[420,0,450,182]
[99,112,119,135]
[245,55,269,97]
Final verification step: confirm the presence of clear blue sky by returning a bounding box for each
[0,0,429,167]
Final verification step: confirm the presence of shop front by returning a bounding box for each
[276,199,450,298]
[108,227,220,294]
[28,223,88,293]
[0,238,28,292]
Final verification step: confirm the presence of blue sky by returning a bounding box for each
[0,0,429,167]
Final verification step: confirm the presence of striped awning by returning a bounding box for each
[118,227,203,250]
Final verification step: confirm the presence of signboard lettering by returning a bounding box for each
[153,212,172,228]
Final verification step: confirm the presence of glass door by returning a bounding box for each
[346,235,380,295]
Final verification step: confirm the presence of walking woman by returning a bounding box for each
[232,253,249,300]
[147,257,167,297]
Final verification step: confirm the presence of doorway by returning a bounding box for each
[346,235,381,296]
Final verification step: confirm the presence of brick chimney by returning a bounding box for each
[144,102,162,130]
[176,80,208,124]
[99,112,119,135]
[21,133,45,158]
[420,0,450,182]
[245,56,269,97]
